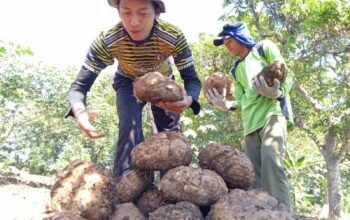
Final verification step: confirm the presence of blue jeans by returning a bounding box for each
[112,73,181,177]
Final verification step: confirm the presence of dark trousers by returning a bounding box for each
[112,73,181,177]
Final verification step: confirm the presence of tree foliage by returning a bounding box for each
[0,41,118,174]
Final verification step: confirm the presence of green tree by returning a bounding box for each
[0,41,119,174]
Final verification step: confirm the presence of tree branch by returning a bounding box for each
[340,125,350,159]
[330,109,350,127]
[293,81,325,113]
[328,46,350,56]
[0,115,16,147]
[274,33,287,46]
[295,117,325,152]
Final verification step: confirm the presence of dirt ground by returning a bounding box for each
[0,167,53,220]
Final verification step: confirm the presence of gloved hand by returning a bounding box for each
[252,76,282,99]
[206,88,238,111]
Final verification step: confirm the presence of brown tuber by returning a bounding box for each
[110,203,146,220]
[203,72,233,104]
[258,60,287,87]
[115,170,153,204]
[149,201,204,220]
[159,166,228,206]
[207,189,294,220]
[47,160,116,220]
[133,71,184,103]
[198,143,254,190]
[131,131,192,172]
[135,186,169,217]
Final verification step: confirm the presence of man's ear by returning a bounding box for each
[155,10,161,18]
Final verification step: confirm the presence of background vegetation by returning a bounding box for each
[0,0,349,219]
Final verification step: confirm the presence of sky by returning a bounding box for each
[0,0,226,68]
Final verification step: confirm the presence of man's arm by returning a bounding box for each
[178,64,201,115]
[66,67,105,139]
[66,32,114,138]
[67,30,114,116]
[66,66,98,117]
[174,32,201,114]
[263,40,293,97]
[158,31,201,115]
[156,65,201,115]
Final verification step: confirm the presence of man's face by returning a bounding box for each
[223,37,245,57]
[119,0,159,41]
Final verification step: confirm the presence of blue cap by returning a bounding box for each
[213,22,257,48]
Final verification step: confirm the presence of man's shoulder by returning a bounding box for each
[155,19,183,37]
[97,22,128,46]
[258,39,278,49]
[104,22,125,36]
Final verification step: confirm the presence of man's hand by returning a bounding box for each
[206,88,237,111]
[252,76,282,99]
[156,95,193,115]
[73,106,105,139]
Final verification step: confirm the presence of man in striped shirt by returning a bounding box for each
[67,0,201,177]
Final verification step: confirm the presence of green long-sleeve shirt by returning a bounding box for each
[233,40,294,135]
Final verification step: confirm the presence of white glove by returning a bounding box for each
[206,88,238,111]
[252,76,282,99]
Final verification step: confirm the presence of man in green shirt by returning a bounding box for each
[207,21,294,212]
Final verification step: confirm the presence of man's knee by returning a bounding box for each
[261,151,284,169]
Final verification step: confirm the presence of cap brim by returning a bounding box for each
[213,37,224,46]
[108,0,117,8]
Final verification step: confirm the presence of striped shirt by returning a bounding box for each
[67,19,201,117]
[83,19,194,78]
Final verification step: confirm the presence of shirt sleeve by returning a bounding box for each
[263,40,293,97]
[233,78,244,108]
[65,32,114,118]
[83,32,114,74]
[65,66,99,118]
[173,32,201,115]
